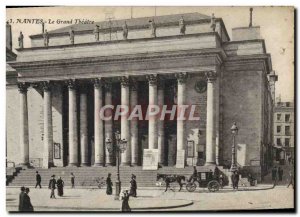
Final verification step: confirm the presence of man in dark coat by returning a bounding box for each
[49,175,56,199]
[278,167,283,182]
[130,174,137,197]
[189,166,198,182]
[35,171,42,188]
[272,166,277,182]
[231,171,239,190]
[70,172,75,188]
[57,177,64,196]
[22,188,34,212]
[18,186,25,212]
[106,173,113,195]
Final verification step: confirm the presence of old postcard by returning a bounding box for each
[6,6,294,212]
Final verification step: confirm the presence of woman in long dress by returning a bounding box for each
[106,173,113,195]
[121,190,131,212]
[57,177,64,196]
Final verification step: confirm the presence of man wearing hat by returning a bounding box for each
[35,171,42,188]
[18,186,25,211]
[48,175,57,199]
[130,174,137,197]
[22,188,34,212]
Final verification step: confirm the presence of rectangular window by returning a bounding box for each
[277,138,281,145]
[285,138,290,147]
[285,126,290,135]
[285,114,290,122]
[277,114,281,121]
[277,126,281,133]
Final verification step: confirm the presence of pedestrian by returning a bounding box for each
[231,171,239,190]
[106,173,113,195]
[219,174,224,189]
[121,190,131,212]
[49,175,56,199]
[288,155,292,165]
[70,172,75,188]
[22,188,34,212]
[278,167,283,182]
[272,166,277,182]
[18,186,25,212]
[287,171,294,189]
[57,177,64,196]
[189,166,198,182]
[35,171,42,188]
[130,174,137,197]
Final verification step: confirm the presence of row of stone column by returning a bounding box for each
[17,71,219,168]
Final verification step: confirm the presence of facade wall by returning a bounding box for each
[221,70,263,167]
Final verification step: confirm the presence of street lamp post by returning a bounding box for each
[106,130,127,200]
[230,122,238,172]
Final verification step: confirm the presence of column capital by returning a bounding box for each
[103,79,112,92]
[206,71,217,82]
[18,82,30,93]
[66,79,77,90]
[119,76,130,87]
[130,78,138,91]
[146,74,158,86]
[41,81,52,92]
[92,78,102,88]
[175,72,188,84]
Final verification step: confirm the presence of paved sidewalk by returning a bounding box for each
[6,188,193,212]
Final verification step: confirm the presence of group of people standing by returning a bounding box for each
[106,173,137,212]
[272,166,284,185]
[18,187,34,212]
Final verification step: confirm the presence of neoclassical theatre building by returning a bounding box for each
[7,12,275,179]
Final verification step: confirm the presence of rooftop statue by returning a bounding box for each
[210,13,216,32]
[69,28,75,45]
[149,19,156,38]
[122,21,128,40]
[179,16,186,35]
[93,25,100,42]
[43,29,49,47]
[18,31,24,49]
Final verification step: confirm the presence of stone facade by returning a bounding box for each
[6,13,275,179]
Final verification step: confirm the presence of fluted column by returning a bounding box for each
[104,80,114,166]
[147,74,158,150]
[80,86,88,166]
[205,71,217,165]
[67,80,78,166]
[120,76,131,166]
[18,82,30,166]
[130,79,138,166]
[42,81,54,168]
[176,73,188,167]
[158,80,165,165]
[93,78,105,166]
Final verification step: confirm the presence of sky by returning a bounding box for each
[6,6,294,102]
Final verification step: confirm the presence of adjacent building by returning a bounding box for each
[273,101,294,161]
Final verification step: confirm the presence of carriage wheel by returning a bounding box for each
[186,182,197,192]
[207,180,220,192]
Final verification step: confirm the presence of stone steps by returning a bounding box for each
[8,166,198,187]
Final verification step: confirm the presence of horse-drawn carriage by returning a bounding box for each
[186,168,221,192]
[157,167,222,192]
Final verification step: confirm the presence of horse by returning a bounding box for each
[156,174,186,192]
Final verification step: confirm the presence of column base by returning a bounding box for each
[80,163,89,167]
[120,162,131,166]
[93,163,105,167]
[131,163,138,167]
[68,163,78,167]
[105,163,114,167]
[205,162,216,166]
[19,163,30,168]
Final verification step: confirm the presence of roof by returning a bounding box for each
[31,13,211,37]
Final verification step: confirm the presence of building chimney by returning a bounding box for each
[6,21,12,51]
